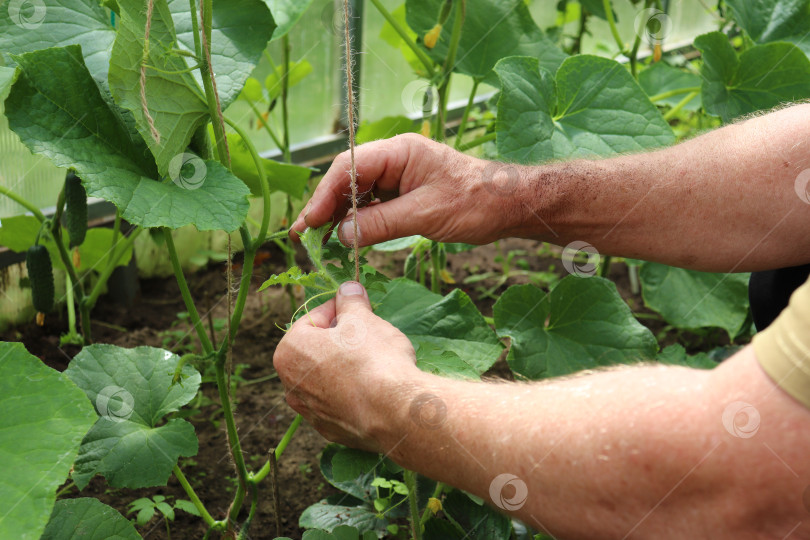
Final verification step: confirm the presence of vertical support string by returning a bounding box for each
[342,0,361,282]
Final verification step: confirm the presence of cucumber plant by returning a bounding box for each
[1,1,809,539]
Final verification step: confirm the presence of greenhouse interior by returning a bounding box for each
[2,0,810,539]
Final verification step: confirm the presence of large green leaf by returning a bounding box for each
[300,498,389,537]
[0,342,96,540]
[170,0,277,108]
[494,277,658,380]
[227,132,311,198]
[0,65,14,100]
[0,0,115,84]
[265,0,316,41]
[303,526,377,540]
[5,46,250,232]
[725,0,810,53]
[110,0,208,175]
[640,262,751,338]
[370,278,503,376]
[406,0,567,79]
[64,345,201,489]
[695,32,810,123]
[638,62,702,111]
[41,498,141,540]
[439,490,511,540]
[495,55,675,164]
[657,344,717,370]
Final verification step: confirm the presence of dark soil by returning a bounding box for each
[2,238,733,539]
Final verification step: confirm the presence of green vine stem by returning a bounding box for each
[50,186,93,341]
[251,414,304,484]
[649,86,700,103]
[663,91,699,121]
[434,0,465,142]
[199,0,230,167]
[404,469,423,540]
[236,483,258,540]
[453,78,480,149]
[419,482,444,524]
[281,36,293,164]
[225,226,256,346]
[0,185,46,221]
[456,131,495,152]
[599,255,613,278]
[602,0,627,55]
[215,354,250,529]
[64,277,78,338]
[629,0,655,77]
[368,0,436,78]
[163,228,215,354]
[430,242,441,294]
[223,116,272,247]
[173,465,217,527]
[281,35,297,311]
[247,98,284,150]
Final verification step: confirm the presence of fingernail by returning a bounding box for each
[339,281,364,296]
[340,219,357,245]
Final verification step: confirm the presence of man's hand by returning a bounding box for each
[273,281,422,453]
[291,134,523,247]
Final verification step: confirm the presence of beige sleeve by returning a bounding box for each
[753,275,810,408]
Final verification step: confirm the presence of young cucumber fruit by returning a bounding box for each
[65,171,88,248]
[26,244,55,314]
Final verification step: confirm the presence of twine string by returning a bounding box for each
[342,0,361,282]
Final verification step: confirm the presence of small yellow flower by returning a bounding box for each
[426,497,442,515]
[72,247,81,269]
[421,120,432,138]
[424,24,442,49]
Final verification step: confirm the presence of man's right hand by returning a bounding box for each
[291,134,524,247]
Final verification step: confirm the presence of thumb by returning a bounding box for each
[336,281,372,317]
[338,196,422,247]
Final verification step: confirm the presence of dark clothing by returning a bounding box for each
[749,264,810,331]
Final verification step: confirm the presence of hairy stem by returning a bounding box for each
[404,469,423,540]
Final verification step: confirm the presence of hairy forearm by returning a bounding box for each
[375,348,810,539]
[511,104,810,272]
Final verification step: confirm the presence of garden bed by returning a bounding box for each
[2,238,733,539]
